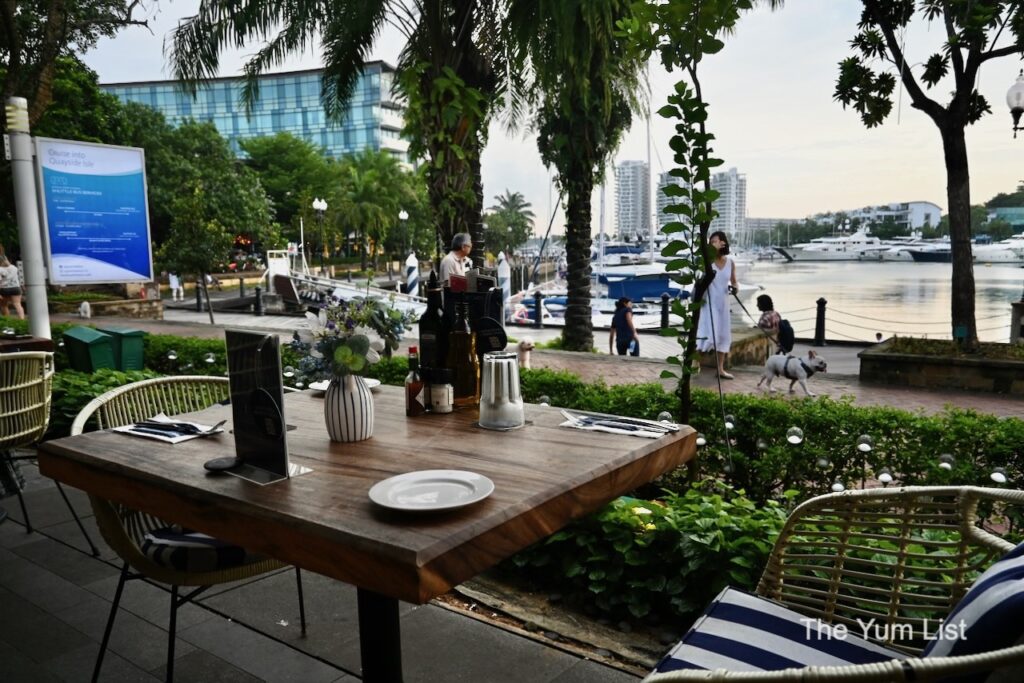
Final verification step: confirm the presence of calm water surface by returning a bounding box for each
[742,261,1024,343]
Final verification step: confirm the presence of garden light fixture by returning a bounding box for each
[1008,70,1024,138]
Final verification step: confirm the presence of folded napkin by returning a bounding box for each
[113,413,224,444]
[558,419,664,439]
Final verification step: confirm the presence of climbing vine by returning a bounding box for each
[624,0,759,424]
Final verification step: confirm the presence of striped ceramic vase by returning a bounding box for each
[324,374,375,442]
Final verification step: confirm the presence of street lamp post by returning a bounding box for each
[312,197,328,276]
[1008,70,1024,139]
[1009,74,1024,305]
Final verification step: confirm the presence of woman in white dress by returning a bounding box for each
[696,231,738,379]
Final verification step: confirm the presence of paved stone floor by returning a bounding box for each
[0,475,641,682]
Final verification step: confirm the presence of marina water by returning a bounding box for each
[746,261,1022,344]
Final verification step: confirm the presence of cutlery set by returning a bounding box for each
[559,410,679,435]
[127,419,226,439]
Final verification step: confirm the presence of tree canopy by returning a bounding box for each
[0,0,149,125]
[834,0,1024,347]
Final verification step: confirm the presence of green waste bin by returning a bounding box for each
[63,326,115,372]
[96,326,147,371]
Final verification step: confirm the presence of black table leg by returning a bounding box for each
[357,588,403,683]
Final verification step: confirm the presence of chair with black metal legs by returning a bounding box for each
[0,351,99,555]
[71,375,307,682]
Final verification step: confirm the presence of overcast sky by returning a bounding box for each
[81,0,1024,235]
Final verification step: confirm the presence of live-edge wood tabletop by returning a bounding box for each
[38,386,696,604]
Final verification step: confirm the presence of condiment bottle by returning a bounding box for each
[428,368,454,414]
[418,271,445,369]
[405,346,426,416]
[446,301,480,407]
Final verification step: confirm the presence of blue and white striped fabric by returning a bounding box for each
[654,587,904,675]
[924,542,1024,672]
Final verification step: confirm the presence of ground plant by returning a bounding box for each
[7,320,1022,627]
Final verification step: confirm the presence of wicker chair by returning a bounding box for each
[646,486,1024,682]
[71,375,307,682]
[0,351,99,555]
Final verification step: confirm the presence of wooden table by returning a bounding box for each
[38,387,696,682]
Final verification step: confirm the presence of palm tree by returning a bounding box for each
[167,1,502,268]
[485,190,535,256]
[507,0,645,351]
[334,156,390,271]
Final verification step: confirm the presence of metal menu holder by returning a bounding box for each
[224,329,295,485]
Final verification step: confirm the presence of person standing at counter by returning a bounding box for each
[439,233,472,285]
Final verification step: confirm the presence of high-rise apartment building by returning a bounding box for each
[710,167,747,238]
[656,171,686,230]
[101,62,408,162]
[615,160,650,241]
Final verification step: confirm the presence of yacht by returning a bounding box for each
[773,229,887,262]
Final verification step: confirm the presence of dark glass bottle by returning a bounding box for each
[419,270,445,370]
[446,302,480,407]
[405,346,426,416]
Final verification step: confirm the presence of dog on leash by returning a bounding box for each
[516,337,535,369]
[757,350,827,397]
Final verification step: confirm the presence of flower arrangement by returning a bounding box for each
[293,295,417,379]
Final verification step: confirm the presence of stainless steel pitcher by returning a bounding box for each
[478,351,524,430]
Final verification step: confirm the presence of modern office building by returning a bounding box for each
[710,167,747,238]
[987,207,1024,230]
[101,62,408,162]
[842,202,941,231]
[615,160,650,241]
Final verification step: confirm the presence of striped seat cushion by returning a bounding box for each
[141,525,266,573]
[653,587,904,675]
[923,542,1024,679]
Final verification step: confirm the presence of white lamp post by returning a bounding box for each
[1008,70,1024,139]
[312,197,328,275]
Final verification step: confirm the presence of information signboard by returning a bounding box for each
[35,137,154,285]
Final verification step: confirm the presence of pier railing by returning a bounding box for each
[782,299,1013,344]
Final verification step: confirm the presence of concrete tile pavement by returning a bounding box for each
[0,470,641,682]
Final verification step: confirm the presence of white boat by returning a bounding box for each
[878,237,949,262]
[774,229,887,262]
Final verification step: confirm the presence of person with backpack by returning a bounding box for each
[755,293,794,354]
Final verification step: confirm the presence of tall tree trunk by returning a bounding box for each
[940,125,978,347]
[562,177,594,351]
[469,151,485,268]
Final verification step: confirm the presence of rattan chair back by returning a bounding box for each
[756,486,1024,655]
[0,351,54,450]
[70,375,285,585]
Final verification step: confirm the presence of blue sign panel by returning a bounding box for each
[35,138,153,285]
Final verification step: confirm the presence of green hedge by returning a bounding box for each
[9,318,1024,628]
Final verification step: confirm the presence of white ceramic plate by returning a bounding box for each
[309,378,382,394]
[368,470,495,512]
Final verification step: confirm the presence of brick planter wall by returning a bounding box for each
[49,299,164,320]
[859,341,1024,396]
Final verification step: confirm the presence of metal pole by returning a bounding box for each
[254,286,264,316]
[533,290,543,329]
[661,292,670,330]
[318,214,325,276]
[814,297,828,347]
[5,97,51,338]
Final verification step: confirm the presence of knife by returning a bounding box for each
[129,426,183,438]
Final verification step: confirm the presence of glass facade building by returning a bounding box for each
[101,62,408,162]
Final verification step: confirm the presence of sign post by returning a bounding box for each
[5,97,51,338]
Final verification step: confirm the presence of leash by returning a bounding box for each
[731,290,782,349]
